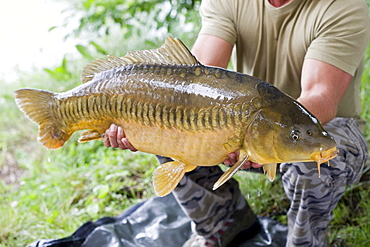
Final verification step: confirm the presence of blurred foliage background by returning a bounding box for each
[0,0,369,246]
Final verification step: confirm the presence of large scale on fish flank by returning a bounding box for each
[14,36,338,197]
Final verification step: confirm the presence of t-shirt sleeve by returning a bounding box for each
[305,0,370,76]
[198,0,238,45]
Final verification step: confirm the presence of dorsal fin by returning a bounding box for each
[81,36,200,83]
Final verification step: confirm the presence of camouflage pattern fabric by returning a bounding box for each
[156,155,251,237]
[280,117,368,246]
[161,117,368,247]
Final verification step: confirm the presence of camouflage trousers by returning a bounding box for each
[160,117,368,247]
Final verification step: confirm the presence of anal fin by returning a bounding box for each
[153,161,196,197]
[263,163,277,182]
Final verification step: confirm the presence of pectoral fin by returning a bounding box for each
[153,161,196,197]
[263,163,277,182]
[213,155,249,191]
[79,130,105,142]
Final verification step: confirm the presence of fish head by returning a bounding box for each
[245,83,338,168]
[271,112,338,166]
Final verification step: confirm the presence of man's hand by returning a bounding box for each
[103,124,137,152]
[223,151,262,169]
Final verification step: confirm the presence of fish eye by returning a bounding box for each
[290,129,302,141]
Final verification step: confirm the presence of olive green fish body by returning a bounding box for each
[19,63,264,161]
[14,37,338,196]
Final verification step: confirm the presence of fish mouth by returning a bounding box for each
[311,146,339,177]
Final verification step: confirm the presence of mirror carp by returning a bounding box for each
[14,37,338,196]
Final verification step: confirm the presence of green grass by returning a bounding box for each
[1,43,370,247]
[361,45,370,142]
[0,72,159,246]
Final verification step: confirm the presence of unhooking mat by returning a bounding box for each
[29,194,287,247]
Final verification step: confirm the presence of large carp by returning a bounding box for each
[15,37,338,197]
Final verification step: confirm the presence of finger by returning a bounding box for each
[228,152,239,165]
[122,138,138,152]
[122,138,136,152]
[251,163,262,168]
[240,160,253,170]
[107,124,119,148]
[223,158,231,166]
[116,127,137,151]
[116,127,127,150]
[223,152,239,166]
[117,126,125,140]
[103,124,116,147]
[103,128,110,147]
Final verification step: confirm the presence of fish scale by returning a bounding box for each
[14,36,338,197]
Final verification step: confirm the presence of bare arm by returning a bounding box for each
[191,34,233,68]
[297,59,352,125]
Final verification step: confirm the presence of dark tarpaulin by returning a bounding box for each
[29,194,287,247]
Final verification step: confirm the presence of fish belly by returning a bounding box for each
[119,120,237,166]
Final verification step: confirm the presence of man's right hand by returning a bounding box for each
[103,124,137,152]
[223,151,262,170]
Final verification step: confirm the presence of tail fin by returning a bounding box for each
[14,88,71,149]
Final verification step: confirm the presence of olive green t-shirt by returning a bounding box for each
[199,0,370,129]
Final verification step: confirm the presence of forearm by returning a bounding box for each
[299,59,353,126]
[191,34,233,68]
[297,95,336,126]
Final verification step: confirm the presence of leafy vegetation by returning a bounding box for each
[0,0,369,246]
[361,45,370,142]
[62,0,201,37]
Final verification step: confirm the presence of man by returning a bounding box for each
[104,0,369,246]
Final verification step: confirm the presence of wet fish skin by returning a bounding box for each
[14,37,338,196]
